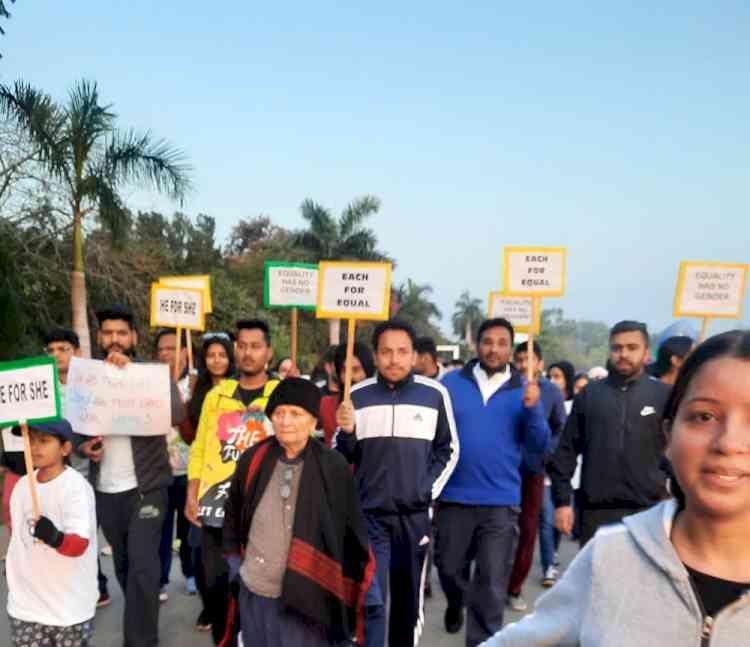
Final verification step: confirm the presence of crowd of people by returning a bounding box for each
[1,302,749,647]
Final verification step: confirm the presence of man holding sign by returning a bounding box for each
[434,318,550,647]
[75,304,184,647]
[336,319,459,647]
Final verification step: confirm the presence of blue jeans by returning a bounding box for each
[538,485,560,573]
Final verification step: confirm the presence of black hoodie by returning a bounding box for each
[549,371,670,510]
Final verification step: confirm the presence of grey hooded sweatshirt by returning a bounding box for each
[481,500,750,647]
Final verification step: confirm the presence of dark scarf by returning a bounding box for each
[222,437,374,645]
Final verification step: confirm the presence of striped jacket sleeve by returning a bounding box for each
[426,381,460,500]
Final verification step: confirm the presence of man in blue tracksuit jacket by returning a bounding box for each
[336,319,459,647]
[435,318,551,647]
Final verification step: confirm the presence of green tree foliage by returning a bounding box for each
[395,279,444,341]
[452,290,483,350]
[536,308,610,372]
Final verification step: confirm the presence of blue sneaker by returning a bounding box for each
[185,576,197,595]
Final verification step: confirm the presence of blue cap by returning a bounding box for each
[12,419,74,443]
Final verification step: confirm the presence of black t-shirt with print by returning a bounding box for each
[235,385,265,407]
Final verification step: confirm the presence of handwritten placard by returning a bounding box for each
[264,262,319,309]
[64,358,171,436]
[487,292,540,334]
[0,356,61,428]
[503,246,567,297]
[316,261,392,320]
[673,261,749,319]
[150,284,206,331]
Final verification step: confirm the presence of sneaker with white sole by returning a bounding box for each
[542,566,559,588]
[159,585,168,603]
[508,594,528,612]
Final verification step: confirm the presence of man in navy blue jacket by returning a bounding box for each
[336,319,459,647]
[435,318,551,647]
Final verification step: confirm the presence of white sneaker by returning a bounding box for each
[543,566,559,588]
[159,586,169,603]
[508,594,528,612]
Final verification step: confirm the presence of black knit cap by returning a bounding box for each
[265,377,321,421]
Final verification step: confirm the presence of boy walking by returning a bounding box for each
[6,419,98,646]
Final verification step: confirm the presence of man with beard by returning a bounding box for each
[434,319,550,647]
[76,305,184,647]
[186,318,280,643]
[549,320,671,547]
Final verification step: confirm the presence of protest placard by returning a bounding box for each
[317,261,392,397]
[674,261,748,318]
[502,246,567,382]
[503,246,567,297]
[150,283,206,331]
[316,261,392,320]
[487,292,540,334]
[264,262,319,367]
[264,261,319,309]
[673,261,749,340]
[0,356,61,428]
[64,358,171,436]
[0,356,61,518]
[159,274,213,313]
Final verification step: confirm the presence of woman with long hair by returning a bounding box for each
[184,332,236,633]
[480,330,750,646]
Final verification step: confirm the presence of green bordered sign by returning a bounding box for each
[263,261,319,310]
[0,356,61,428]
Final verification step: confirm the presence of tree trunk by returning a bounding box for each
[465,318,475,352]
[71,207,92,358]
[328,318,341,346]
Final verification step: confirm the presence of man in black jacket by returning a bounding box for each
[549,320,670,546]
[77,304,183,647]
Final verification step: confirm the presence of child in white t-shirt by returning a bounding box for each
[6,419,98,647]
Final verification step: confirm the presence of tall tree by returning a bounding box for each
[452,290,483,351]
[396,279,443,339]
[293,195,389,343]
[0,79,191,356]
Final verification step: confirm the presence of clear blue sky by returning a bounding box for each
[3,2,749,338]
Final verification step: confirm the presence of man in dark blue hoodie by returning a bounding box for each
[435,318,551,647]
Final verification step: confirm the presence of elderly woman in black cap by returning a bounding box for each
[221,377,374,647]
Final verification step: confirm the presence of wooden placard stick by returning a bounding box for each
[174,327,182,382]
[20,420,41,521]
[186,329,194,373]
[291,307,299,368]
[343,319,357,400]
[699,317,710,343]
[527,298,540,383]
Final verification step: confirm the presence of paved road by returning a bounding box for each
[0,531,577,646]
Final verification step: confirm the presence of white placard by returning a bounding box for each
[150,284,206,331]
[264,263,318,309]
[0,357,60,428]
[64,358,171,436]
[674,262,749,318]
[504,247,567,297]
[316,261,392,320]
[488,293,538,333]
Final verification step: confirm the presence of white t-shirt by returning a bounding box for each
[7,467,98,626]
[97,435,138,493]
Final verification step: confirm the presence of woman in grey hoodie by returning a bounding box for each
[481,330,750,647]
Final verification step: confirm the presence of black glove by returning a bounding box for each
[33,516,64,548]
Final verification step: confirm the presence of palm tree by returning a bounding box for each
[0,79,191,356]
[396,279,442,337]
[452,291,483,351]
[293,195,389,344]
